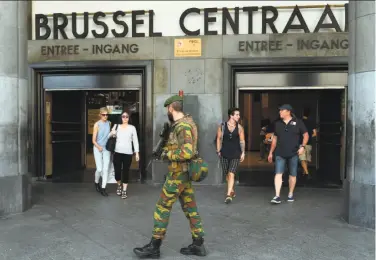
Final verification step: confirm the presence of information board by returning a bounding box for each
[174,38,202,57]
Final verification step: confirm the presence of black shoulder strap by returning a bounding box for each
[115,124,119,130]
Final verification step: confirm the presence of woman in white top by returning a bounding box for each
[109,109,140,199]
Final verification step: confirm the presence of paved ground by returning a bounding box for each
[0,183,374,260]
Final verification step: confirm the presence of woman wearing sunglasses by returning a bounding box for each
[109,109,140,199]
[92,107,111,196]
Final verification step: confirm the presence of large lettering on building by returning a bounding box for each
[35,4,348,40]
[35,10,162,40]
[180,5,348,36]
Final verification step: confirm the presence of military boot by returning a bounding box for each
[180,237,207,256]
[133,238,161,258]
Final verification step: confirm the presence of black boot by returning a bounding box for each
[94,183,100,192]
[180,237,207,256]
[133,238,161,258]
[100,188,108,196]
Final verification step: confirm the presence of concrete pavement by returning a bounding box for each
[0,183,374,260]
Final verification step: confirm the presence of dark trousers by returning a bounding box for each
[260,135,267,159]
[113,152,133,184]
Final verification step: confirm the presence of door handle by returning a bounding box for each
[51,140,81,144]
[319,141,341,146]
[51,121,81,125]
[319,132,341,135]
[51,131,81,134]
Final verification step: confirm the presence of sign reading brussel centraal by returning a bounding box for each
[34,4,348,40]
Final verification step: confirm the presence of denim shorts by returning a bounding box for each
[275,155,299,176]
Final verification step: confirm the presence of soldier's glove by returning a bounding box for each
[160,149,168,160]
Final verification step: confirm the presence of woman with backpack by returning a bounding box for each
[216,107,245,204]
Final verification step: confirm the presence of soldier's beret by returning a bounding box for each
[164,95,183,107]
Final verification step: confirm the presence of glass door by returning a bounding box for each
[45,91,85,182]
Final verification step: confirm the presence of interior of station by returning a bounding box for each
[44,90,141,183]
[237,88,345,188]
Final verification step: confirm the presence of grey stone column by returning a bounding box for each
[344,0,376,229]
[0,2,31,215]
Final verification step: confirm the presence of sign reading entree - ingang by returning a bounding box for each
[238,38,348,52]
[40,43,140,56]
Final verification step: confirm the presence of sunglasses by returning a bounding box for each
[101,114,108,117]
[122,115,129,118]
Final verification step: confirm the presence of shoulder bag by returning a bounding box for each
[106,124,118,152]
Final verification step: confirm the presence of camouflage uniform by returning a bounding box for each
[152,113,205,240]
[133,95,206,258]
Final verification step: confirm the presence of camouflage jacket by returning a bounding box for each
[164,114,198,173]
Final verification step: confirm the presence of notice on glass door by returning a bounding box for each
[87,109,98,135]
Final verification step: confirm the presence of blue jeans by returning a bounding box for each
[93,146,111,188]
[275,155,299,177]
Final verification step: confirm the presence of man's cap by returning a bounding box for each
[164,95,183,107]
[279,104,293,111]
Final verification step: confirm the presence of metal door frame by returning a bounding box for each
[29,60,153,182]
[235,86,346,107]
[220,57,348,186]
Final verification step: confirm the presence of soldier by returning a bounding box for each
[133,95,207,258]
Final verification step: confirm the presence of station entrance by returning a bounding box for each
[44,90,142,183]
[233,68,348,188]
[33,71,147,184]
[237,88,345,188]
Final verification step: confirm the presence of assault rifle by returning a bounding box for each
[152,122,171,158]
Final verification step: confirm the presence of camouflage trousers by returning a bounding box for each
[152,171,205,240]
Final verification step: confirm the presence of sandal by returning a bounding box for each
[121,190,127,199]
[116,185,122,196]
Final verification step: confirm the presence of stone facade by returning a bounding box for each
[344,0,375,229]
[28,32,349,186]
[0,2,31,216]
[28,33,349,63]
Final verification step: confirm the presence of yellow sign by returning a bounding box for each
[174,38,202,57]
[87,109,99,134]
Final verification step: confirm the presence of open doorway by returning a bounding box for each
[237,88,345,188]
[44,90,141,183]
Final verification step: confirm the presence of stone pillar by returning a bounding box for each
[0,2,31,215]
[344,0,376,229]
